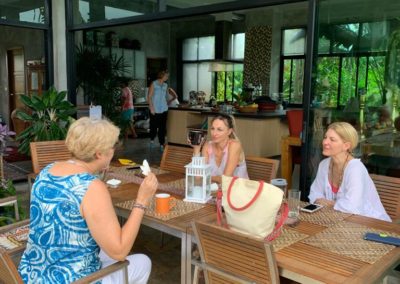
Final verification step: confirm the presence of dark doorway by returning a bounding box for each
[7,48,25,134]
[147,58,167,87]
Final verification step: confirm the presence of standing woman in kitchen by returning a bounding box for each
[148,70,169,151]
[120,79,137,139]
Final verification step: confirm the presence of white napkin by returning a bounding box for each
[140,159,151,176]
[106,179,121,187]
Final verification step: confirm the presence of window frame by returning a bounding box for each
[279,27,306,108]
[280,23,388,109]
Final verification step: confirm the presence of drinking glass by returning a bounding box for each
[288,189,301,219]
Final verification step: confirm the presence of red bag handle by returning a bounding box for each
[216,189,228,228]
[265,202,289,241]
[227,176,264,211]
[217,178,289,241]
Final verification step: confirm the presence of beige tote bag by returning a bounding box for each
[219,175,288,240]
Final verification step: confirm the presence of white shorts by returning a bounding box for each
[99,250,151,284]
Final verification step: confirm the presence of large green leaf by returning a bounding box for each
[54,90,67,106]
[31,95,46,111]
[19,94,34,109]
[16,86,77,154]
[16,110,33,121]
[16,126,34,140]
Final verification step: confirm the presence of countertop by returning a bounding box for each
[169,106,286,119]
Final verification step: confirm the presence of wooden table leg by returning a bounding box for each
[281,136,293,189]
[281,136,301,189]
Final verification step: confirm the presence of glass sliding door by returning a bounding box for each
[305,0,400,194]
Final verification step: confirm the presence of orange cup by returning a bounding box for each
[155,193,176,214]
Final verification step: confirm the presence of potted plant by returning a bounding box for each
[75,44,128,133]
[15,87,76,155]
[0,124,25,226]
[232,92,258,113]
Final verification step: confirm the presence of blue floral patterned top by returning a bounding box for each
[18,163,101,283]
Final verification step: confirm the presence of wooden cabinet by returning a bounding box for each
[167,110,205,144]
[208,116,288,157]
[167,109,289,157]
[27,64,45,96]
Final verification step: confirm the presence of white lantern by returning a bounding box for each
[184,157,212,203]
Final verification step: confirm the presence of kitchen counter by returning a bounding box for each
[167,108,289,157]
[170,106,286,119]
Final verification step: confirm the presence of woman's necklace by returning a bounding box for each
[67,159,93,173]
[329,153,350,188]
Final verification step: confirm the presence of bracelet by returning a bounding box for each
[132,203,147,211]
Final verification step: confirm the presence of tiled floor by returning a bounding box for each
[115,136,182,283]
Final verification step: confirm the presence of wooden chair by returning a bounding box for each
[30,140,71,174]
[370,174,400,222]
[0,245,129,284]
[160,144,193,174]
[192,221,280,284]
[0,219,30,265]
[28,140,72,188]
[0,196,20,221]
[246,156,280,183]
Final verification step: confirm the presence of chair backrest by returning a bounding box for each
[160,145,193,174]
[30,140,72,174]
[0,248,23,284]
[192,221,280,284]
[370,174,400,221]
[245,156,279,183]
[11,108,30,137]
[286,109,303,137]
[0,196,20,221]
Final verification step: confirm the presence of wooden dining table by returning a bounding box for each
[107,166,216,284]
[107,166,400,284]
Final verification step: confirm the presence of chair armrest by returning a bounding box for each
[72,260,129,284]
[0,219,29,234]
[0,196,17,206]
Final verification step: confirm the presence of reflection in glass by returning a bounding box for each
[283,29,306,56]
[0,1,45,24]
[74,0,157,24]
[307,0,400,190]
[165,0,237,11]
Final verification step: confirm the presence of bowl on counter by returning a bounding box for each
[254,96,277,111]
[237,105,258,113]
[258,102,277,111]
